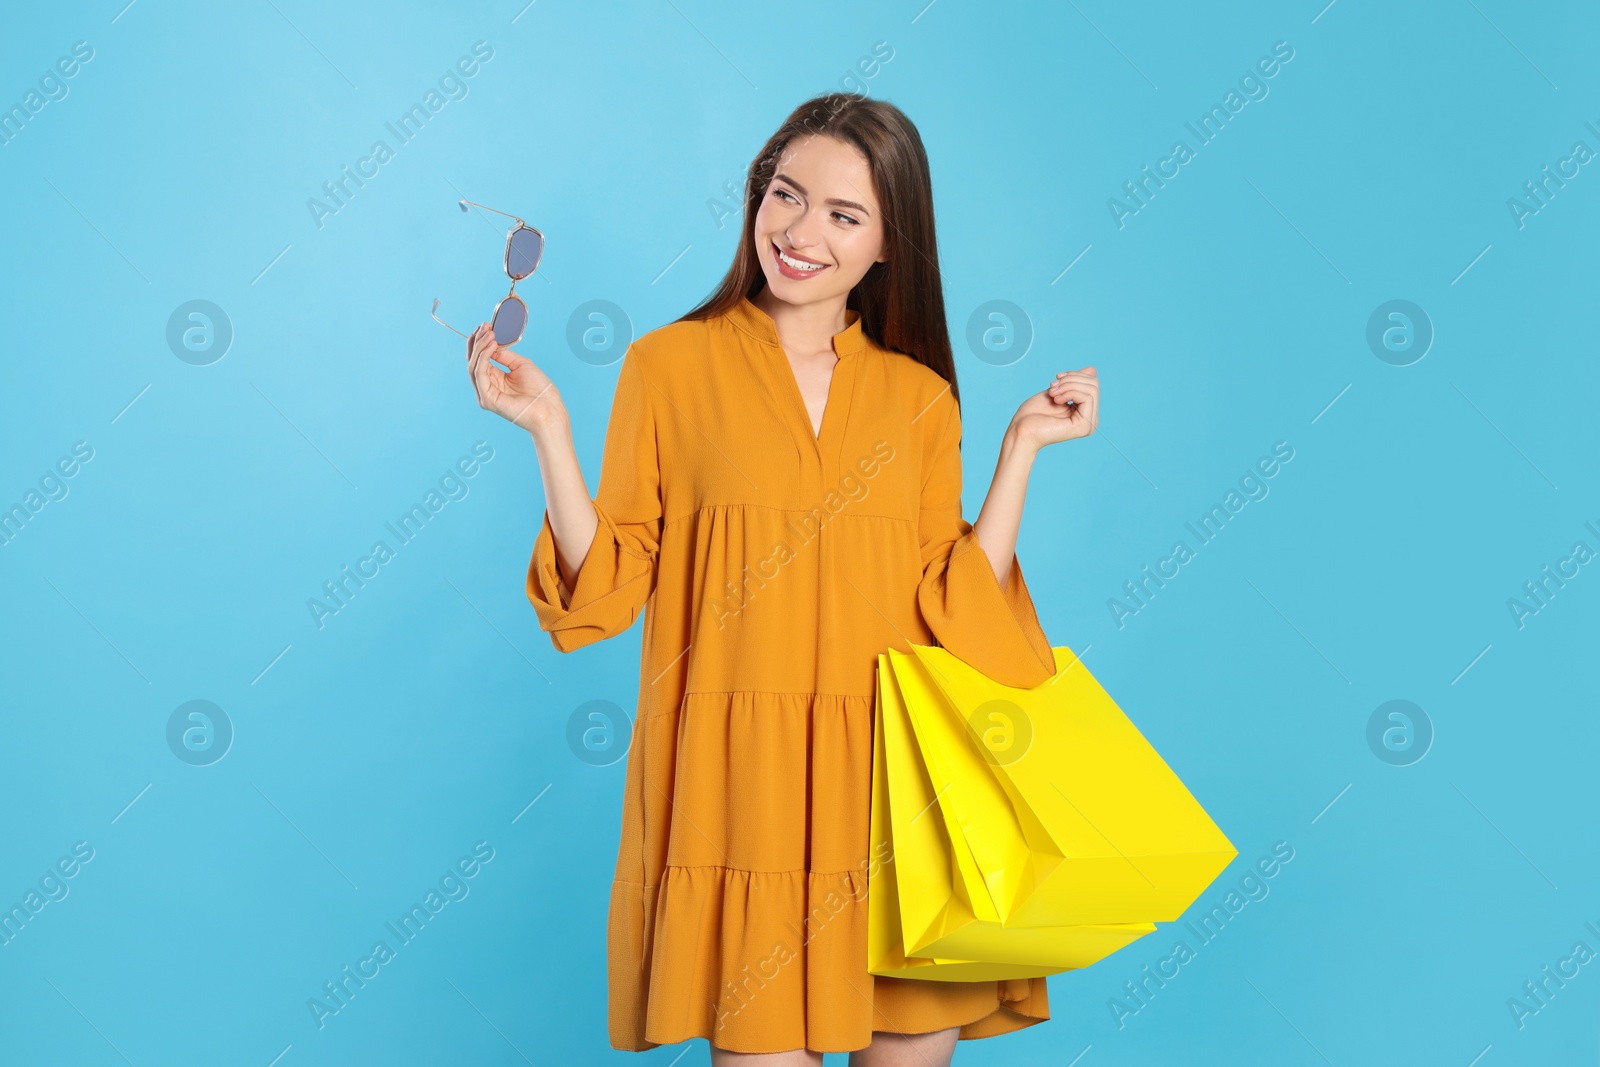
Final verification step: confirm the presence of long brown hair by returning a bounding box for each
[678,92,960,408]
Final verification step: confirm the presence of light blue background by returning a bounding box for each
[2,1,1596,1064]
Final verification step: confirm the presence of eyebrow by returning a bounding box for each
[772,173,873,217]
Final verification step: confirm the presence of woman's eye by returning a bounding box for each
[770,187,858,225]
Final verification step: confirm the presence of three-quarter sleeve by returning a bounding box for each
[525,347,663,653]
[916,392,1057,690]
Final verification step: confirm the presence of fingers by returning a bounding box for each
[470,323,528,371]
[1071,392,1098,433]
[472,324,514,378]
[472,322,497,356]
[467,322,492,370]
[1051,370,1097,386]
[492,341,533,370]
[1050,387,1094,410]
[468,324,489,384]
[1048,372,1099,404]
[468,323,506,409]
[1045,368,1100,433]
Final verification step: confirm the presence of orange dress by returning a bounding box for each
[525,295,1059,1054]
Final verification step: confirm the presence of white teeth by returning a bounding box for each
[778,248,825,272]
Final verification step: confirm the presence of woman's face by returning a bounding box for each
[752,133,888,308]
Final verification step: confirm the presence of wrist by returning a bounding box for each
[528,412,572,451]
[1001,420,1041,461]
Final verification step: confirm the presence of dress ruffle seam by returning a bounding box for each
[615,864,870,882]
[676,689,876,700]
[660,501,917,533]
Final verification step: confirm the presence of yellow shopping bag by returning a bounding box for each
[867,644,1237,979]
[867,651,1157,981]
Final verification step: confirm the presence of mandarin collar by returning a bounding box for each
[727,294,867,358]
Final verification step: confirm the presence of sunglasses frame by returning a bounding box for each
[432,199,545,347]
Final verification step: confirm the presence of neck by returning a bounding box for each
[752,288,849,357]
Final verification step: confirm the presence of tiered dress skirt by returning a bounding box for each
[525,298,1060,1053]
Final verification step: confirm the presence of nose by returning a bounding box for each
[784,209,825,250]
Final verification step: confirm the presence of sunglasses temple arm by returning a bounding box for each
[458,199,522,223]
[430,303,469,338]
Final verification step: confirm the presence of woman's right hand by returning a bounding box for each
[466,323,568,435]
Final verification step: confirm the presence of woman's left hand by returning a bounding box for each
[1010,367,1099,450]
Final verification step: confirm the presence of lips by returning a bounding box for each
[772,241,830,279]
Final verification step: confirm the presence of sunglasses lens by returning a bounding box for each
[493,297,527,344]
[507,228,543,280]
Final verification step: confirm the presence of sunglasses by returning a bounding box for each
[431,199,545,346]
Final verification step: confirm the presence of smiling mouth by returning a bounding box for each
[773,241,830,276]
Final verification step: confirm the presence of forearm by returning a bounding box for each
[971,424,1040,586]
[530,421,599,590]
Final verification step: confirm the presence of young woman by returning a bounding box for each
[465,92,1098,1067]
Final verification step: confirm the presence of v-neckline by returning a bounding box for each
[727,295,867,452]
[782,349,840,441]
